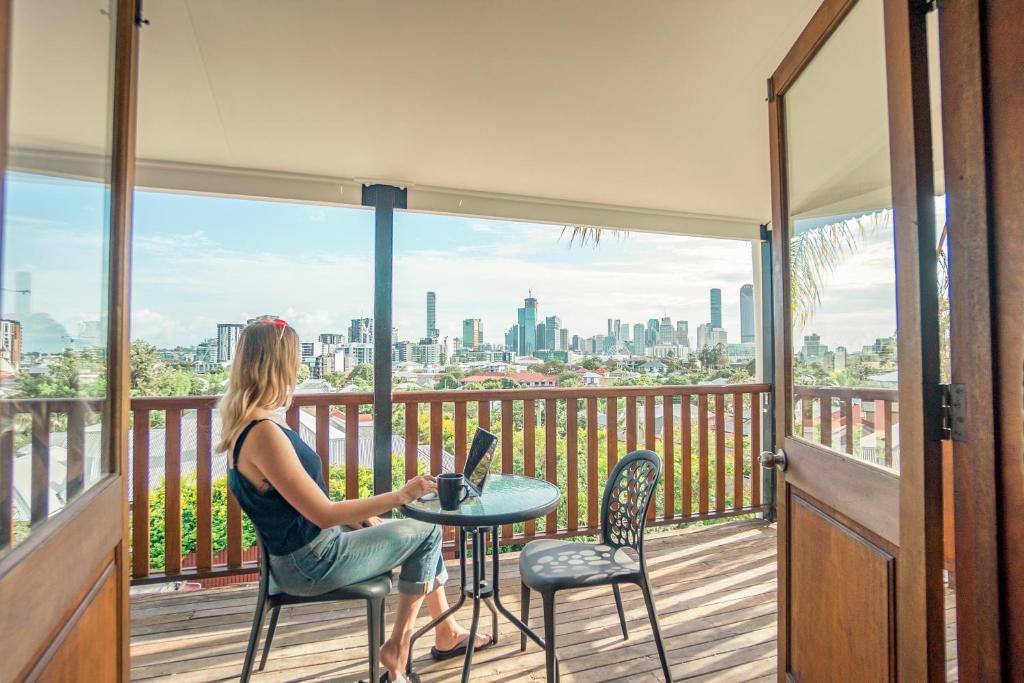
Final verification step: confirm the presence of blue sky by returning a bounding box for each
[3,171,922,353]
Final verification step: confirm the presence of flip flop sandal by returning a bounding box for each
[430,635,494,661]
[360,673,420,683]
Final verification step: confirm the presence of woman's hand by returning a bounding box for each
[356,516,384,528]
[399,475,437,504]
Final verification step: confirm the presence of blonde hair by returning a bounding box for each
[216,319,300,454]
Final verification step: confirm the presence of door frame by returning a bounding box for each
[0,0,138,679]
[767,0,945,679]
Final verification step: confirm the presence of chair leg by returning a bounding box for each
[240,592,269,683]
[639,577,672,682]
[258,606,281,671]
[612,583,629,640]
[520,583,531,652]
[542,591,559,683]
[368,599,382,683]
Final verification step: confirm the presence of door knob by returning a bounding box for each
[759,449,788,472]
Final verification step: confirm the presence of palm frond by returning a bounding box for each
[790,209,890,330]
[562,225,623,247]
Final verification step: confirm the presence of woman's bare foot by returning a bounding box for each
[380,636,408,681]
[434,623,491,652]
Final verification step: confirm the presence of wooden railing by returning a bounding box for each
[793,385,899,468]
[103,384,766,582]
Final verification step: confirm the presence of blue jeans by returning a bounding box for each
[268,518,448,597]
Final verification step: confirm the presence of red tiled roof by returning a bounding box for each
[460,372,556,383]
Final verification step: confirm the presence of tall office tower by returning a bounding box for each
[517,291,538,356]
[12,271,30,320]
[559,328,570,351]
[536,322,546,350]
[658,316,673,344]
[545,315,562,350]
[632,323,646,355]
[696,323,710,350]
[571,334,581,352]
[647,318,659,346]
[607,318,615,342]
[319,333,345,346]
[505,325,520,352]
[675,320,689,347]
[620,323,631,343]
[216,323,243,362]
[740,284,755,343]
[710,288,722,329]
[462,318,483,349]
[349,317,374,344]
[426,291,439,340]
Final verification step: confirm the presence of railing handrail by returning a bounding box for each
[793,385,897,401]
[128,382,773,410]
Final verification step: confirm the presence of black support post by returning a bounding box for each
[759,224,777,522]
[363,184,407,498]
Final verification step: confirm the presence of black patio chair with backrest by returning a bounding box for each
[519,449,672,683]
[240,537,393,683]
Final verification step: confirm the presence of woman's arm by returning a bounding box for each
[246,421,436,528]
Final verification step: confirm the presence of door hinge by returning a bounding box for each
[940,383,966,441]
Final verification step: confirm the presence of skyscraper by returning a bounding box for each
[462,318,483,349]
[632,322,646,355]
[545,315,562,350]
[740,284,755,343]
[647,318,659,347]
[658,317,673,344]
[710,288,722,329]
[505,325,519,352]
[536,322,546,350]
[620,323,631,343]
[675,320,689,347]
[426,291,438,340]
[559,328,570,351]
[216,323,243,363]
[517,291,538,356]
[349,317,374,344]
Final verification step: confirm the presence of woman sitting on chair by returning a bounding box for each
[218,318,489,682]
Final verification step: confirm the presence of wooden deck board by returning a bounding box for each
[130,518,958,681]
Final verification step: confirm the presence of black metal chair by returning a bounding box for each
[519,450,672,682]
[240,539,393,683]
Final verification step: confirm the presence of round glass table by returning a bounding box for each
[401,474,560,682]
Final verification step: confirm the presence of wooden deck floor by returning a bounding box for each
[131,520,777,682]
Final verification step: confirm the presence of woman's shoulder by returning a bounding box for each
[238,417,291,454]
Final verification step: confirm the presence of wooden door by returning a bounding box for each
[766,0,945,680]
[0,0,137,679]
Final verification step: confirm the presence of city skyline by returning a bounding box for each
[3,173,908,354]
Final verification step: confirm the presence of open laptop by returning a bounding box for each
[420,427,498,501]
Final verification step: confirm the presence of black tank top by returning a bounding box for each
[227,419,327,556]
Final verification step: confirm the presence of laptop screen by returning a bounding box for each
[464,428,498,491]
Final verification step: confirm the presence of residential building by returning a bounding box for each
[0,319,22,375]
[216,323,242,363]
[740,284,755,343]
[349,317,374,344]
[319,333,345,346]
[344,342,374,367]
[710,288,722,329]
[800,333,829,363]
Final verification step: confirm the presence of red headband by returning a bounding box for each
[258,316,289,328]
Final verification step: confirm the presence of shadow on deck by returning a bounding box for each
[131,520,778,682]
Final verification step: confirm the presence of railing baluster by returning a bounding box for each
[663,394,674,519]
[566,397,579,533]
[801,392,812,437]
[31,404,50,524]
[405,403,419,481]
[733,392,744,512]
[681,394,692,517]
[820,393,832,448]
[884,400,894,467]
[165,408,182,575]
[196,407,213,573]
[0,410,13,548]
[501,400,513,540]
[131,409,150,578]
[751,392,761,507]
[843,397,854,455]
[715,394,726,513]
[626,396,638,452]
[645,395,657,521]
[454,402,468,472]
[429,401,443,476]
[607,396,618,470]
[545,398,558,532]
[698,394,709,514]
[477,400,490,431]
[316,404,330,487]
[523,399,536,538]
[587,398,599,532]
[346,405,359,500]
[66,401,85,500]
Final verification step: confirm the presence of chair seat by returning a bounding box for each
[268,572,393,606]
[519,540,640,592]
